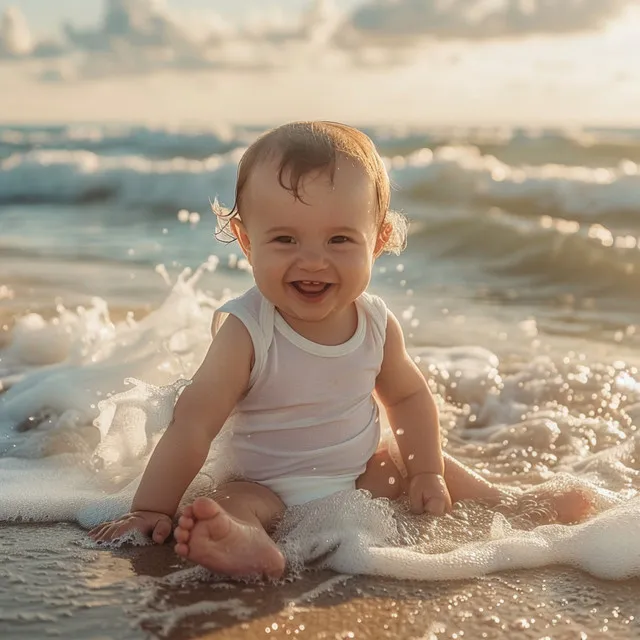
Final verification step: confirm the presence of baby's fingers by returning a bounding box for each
[409,488,425,514]
[88,522,113,540]
[90,523,122,543]
[443,490,453,513]
[425,496,446,516]
[151,517,173,544]
[90,520,140,543]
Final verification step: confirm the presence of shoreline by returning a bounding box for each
[2,523,639,639]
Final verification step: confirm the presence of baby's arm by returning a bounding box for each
[375,312,451,514]
[90,314,253,542]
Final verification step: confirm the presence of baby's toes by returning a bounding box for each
[181,505,195,520]
[174,526,191,544]
[174,541,190,558]
[178,514,195,531]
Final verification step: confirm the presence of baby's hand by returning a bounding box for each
[408,472,452,515]
[89,510,173,544]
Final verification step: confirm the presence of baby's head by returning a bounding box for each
[215,121,408,324]
[218,121,407,255]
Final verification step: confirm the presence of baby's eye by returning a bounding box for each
[330,235,351,244]
[273,236,295,244]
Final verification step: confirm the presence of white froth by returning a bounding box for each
[0,455,103,522]
[274,489,640,582]
[285,574,353,609]
[136,598,255,636]
[1,264,640,583]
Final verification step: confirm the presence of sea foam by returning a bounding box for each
[1,264,639,582]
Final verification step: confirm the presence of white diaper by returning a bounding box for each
[259,474,359,507]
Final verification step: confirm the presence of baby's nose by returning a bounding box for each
[298,247,327,270]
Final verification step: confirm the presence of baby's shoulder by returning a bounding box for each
[220,286,262,315]
[358,291,389,343]
[359,290,388,322]
[211,287,259,337]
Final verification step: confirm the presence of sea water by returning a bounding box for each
[1,123,640,584]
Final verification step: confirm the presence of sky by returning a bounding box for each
[1,0,639,128]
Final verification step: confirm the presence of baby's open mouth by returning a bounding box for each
[290,281,332,297]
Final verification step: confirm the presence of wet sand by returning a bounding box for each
[2,523,639,640]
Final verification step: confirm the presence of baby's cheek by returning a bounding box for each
[340,250,371,269]
[253,259,285,287]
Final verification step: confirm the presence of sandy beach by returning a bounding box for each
[3,121,640,638]
[4,0,640,633]
[2,523,639,640]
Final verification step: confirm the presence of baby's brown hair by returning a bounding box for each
[215,121,407,254]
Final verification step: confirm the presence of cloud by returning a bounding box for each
[42,0,345,78]
[2,0,635,81]
[64,0,222,54]
[345,0,633,41]
[0,6,67,59]
[0,6,33,57]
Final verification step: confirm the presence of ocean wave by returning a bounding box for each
[3,145,640,226]
[370,126,640,169]
[410,207,640,301]
[0,148,242,211]
[390,146,640,226]
[4,124,640,168]
[0,124,252,160]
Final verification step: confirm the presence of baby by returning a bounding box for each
[90,121,592,578]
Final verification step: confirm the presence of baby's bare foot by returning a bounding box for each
[173,497,285,579]
[532,486,594,524]
[509,485,595,525]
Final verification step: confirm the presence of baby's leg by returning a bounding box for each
[356,448,405,499]
[174,481,286,579]
[359,449,593,524]
[440,452,505,503]
[439,453,594,523]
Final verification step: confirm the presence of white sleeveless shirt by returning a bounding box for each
[218,286,388,489]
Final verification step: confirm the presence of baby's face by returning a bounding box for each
[233,155,384,337]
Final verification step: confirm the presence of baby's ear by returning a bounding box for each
[374,221,393,257]
[230,218,252,261]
